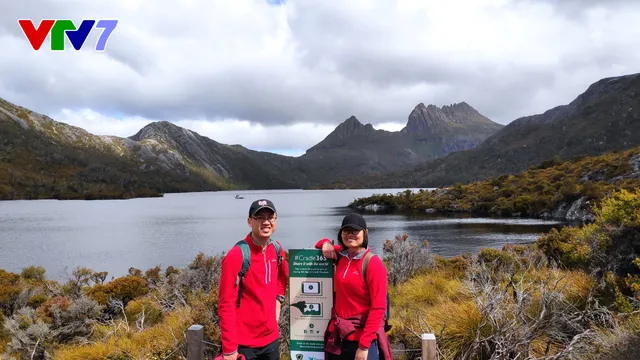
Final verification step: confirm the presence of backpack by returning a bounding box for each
[335,251,392,331]
[234,239,283,308]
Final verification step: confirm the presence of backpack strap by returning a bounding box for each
[361,251,391,322]
[271,240,283,266]
[235,238,282,308]
[235,240,251,308]
[361,251,375,279]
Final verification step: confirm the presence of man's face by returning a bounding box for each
[248,208,277,239]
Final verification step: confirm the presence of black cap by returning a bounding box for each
[337,213,369,248]
[249,199,276,217]
[340,213,367,231]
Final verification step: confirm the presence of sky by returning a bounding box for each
[1,0,639,157]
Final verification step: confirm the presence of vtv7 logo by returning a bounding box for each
[18,19,118,51]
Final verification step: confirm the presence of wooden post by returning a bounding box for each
[187,324,204,360]
[421,333,437,360]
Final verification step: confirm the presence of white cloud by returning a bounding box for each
[1,0,640,153]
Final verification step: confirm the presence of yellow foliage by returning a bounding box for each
[52,308,192,360]
[389,269,480,357]
[389,248,599,359]
[392,271,467,307]
[125,297,164,328]
[86,275,149,306]
[594,188,640,228]
[424,301,484,358]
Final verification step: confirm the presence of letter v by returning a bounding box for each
[18,19,55,51]
[66,20,95,50]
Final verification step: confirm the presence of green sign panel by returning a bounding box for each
[289,249,333,360]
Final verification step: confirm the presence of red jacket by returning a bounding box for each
[218,234,289,354]
[315,238,387,350]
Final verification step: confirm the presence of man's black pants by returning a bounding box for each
[238,339,281,360]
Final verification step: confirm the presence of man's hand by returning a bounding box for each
[223,351,238,360]
[276,300,282,321]
[355,348,368,360]
[322,241,337,260]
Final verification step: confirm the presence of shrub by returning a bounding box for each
[21,266,46,283]
[125,297,164,330]
[0,270,21,316]
[86,276,149,307]
[382,234,434,286]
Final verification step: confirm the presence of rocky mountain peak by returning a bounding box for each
[305,116,380,153]
[129,121,193,143]
[336,116,367,135]
[402,102,491,136]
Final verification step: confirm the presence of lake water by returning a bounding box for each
[0,189,565,281]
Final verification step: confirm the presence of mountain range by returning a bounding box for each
[324,72,640,189]
[2,72,638,200]
[0,97,502,199]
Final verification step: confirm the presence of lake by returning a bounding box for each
[0,188,565,281]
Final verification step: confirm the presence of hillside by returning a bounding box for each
[0,99,297,200]
[349,145,640,222]
[0,97,501,199]
[127,121,300,189]
[321,72,640,189]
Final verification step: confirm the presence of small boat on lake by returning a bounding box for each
[234,194,244,199]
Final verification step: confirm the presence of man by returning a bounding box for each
[218,199,289,360]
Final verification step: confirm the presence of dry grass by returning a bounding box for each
[51,308,191,360]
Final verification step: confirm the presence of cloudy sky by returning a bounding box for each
[1,0,639,156]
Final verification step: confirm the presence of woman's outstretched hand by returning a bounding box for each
[321,240,337,260]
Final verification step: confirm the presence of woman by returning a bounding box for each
[314,213,393,360]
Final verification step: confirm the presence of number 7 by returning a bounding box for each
[95,20,118,51]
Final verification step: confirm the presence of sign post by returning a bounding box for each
[288,249,334,360]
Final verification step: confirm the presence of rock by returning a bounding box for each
[609,154,640,183]
[630,154,640,173]
[552,203,569,219]
[364,203,388,212]
[579,170,606,183]
[0,107,29,129]
[564,196,595,222]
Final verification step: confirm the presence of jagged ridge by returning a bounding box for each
[323,72,640,189]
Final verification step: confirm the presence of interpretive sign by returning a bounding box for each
[289,249,334,360]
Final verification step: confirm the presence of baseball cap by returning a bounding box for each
[340,213,367,231]
[337,213,369,248]
[249,199,277,217]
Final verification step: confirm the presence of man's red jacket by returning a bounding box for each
[315,238,387,350]
[218,234,289,354]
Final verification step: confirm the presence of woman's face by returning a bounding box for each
[341,227,365,249]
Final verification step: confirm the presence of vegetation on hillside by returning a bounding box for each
[1,189,640,359]
[349,147,640,219]
[0,109,237,200]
